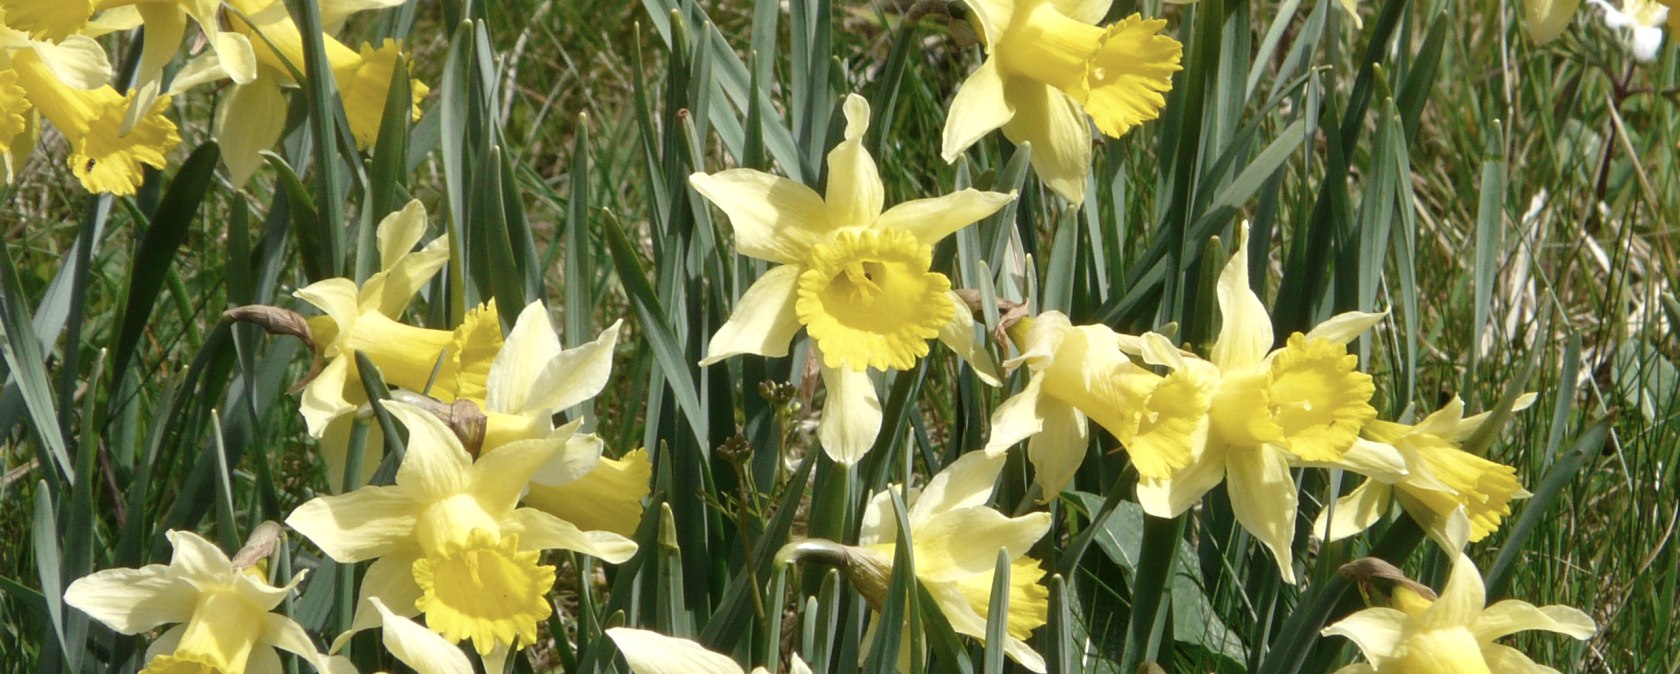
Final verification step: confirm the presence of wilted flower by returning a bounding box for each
[692,93,1011,463]
[1324,552,1595,673]
[286,401,638,667]
[779,451,1051,672]
[605,628,812,674]
[63,530,331,674]
[941,0,1181,204]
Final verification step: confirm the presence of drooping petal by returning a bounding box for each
[215,76,288,186]
[262,613,331,673]
[1051,0,1114,24]
[700,265,804,365]
[1225,444,1299,583]
[62,565,194,634]
[527,426,600,488]
[504,508,638,564]
[285,486,418,563]
[369,597,475,674]
[334,550,424,653]
[1296,438,1406,483]
[471,430,570,517]
[1480,644,1562,674]
[817,363,883,465]
[825,94,884,227]
[1471,600,1596,642]
[941,56,1015,161]
[1312,480,1393,542]
[24,36,112,90]
[936,291,1002,385]
[690,170,832,264]
[1524,0,1583,43]
[999,78,1091,205]
[877,189,1016,247]
[1322,607,1409,665]
[983,375,1048,455]
[605,628,746,674]
[1135,442,1226,518]
[1027,396,1089,499]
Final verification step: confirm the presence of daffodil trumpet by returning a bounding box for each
[691,93,1014,464]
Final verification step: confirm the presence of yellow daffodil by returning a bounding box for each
[779,451,1051,672]
[691,93,1012,463]
[523,446,651,538]
[984,311,1207,500]
[941,0,1182,204]
[1323,553,1596,673]
[605,628,812,674]
[4,48,178,194]
[285,401,638,668]
[1316,396,1533,546]
[1127,223,1401,582]
[63,530,332,674]
[292,200,451,488]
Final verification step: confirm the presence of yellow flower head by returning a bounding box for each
[942,0,1183,204]
[1128,222,1400,583]
[1316,397,1532,546]
[1323,553,1595,673]
[63,530,330,674]
[8,49,179,195]
[780,452,1051,673]
[691,93,1013,463]
[285,401,638,663]
[332,38,429,149]
[984,311,1210,500]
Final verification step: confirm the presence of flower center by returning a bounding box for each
[1265,334,1375,462]
[796,229,953,371]
[412,529,556,655]
[1398,439,1523,542]
[1118,368,1211,478]
[142,589,266,674]
[71,90,181,197]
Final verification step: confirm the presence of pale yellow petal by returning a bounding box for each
[299,349,356,441]
[825,94,884,227]
[527,427,599,488]
[1480,644,1562,674]
[369,597,475,674]
[214,77,287,186]
[909,450,1005,522]
[1027,396,1088,498]
[1135,443,1226,518]
[1322,607,1408,664]
[62,565,193,634]
[509,315,621,416]
[941,56,1014,161]
[523,447,651,538]
[913,509,1050,582]
[335,550,423,653]
[1424,554,1488,629]
[26,35,112,89]
[1472,601,1596,642]
[1295,438,1407,482]
[387,401,474,499]
[284,486,417,563]
[936,291,1002,385]
[877,189,1015,247]
[1304,310,1387,346]
[700,265,804,365]
[690,170,831,264]
[1000,78,1090,205]
[505,508,637,564]
[818,364,882,465]
[262,613,331,673]
[1312,480,1392,542]
[1210,222,1274,371]
[1524,0,1582,43]
[471,430,568,516]
[1051,0,1114,24]
[605,628,745,674]
[1226,445,1298,583]
[856,488,901,547]
[487,301,565,413]
[164,530,234,585]
[984,375,1047,455]
[365,238,449,319]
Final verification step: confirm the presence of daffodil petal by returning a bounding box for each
[1051,0,1113,24]
[366,237,450,319]
[1226,445,1299,583]
[528,429,601,487]
[1480,644,1562,674]
[62,565,193,634]
[914,509,1050,582]
[1313,480,1392,542]
[984,375,1047,454]
[263,613,330,672]
[605,628,745,674]
[878,190,1015,247]
[1135,443,1226,518]
[825,94,885,227]
[701,264,804,365]
[1424,554,1488,630]
[524,446,650,537]
[856,488,900,547]
[818,364,882,465]
[487,301,564,413]
[294,277,361,336]
[936,292,1002,385]
[166,530,235,584]
[369,597,475,674]
[284,486,418,562]
[519,317,622,416]
[1210,222,1274,371]
[1322,607,1408,664]
[1296,438,1407,482]
[1304,310,1387,345]
[335,550,423,653]
[1472,601,1596,642]
[941,56,1014,161]
[1027,396,1088,499]
[1000,79,1090,205]
[387,401,474,499]
[909,450,1005,520]
[215,77,287,187]
[1524,0,1582,43]
[505,508,638,564]
[27,35,112,90]
[690,170,831,264]
[472,429,571,515]
[301,357,356,442]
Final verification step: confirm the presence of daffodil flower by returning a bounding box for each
[1323,552,1596,673]
[983,311,1208,500]
[779,451,1051,672]
[941,0,1182,204]
[605,628,813,674]
[1315,396,1533,546]
[691,93,1012,463]
[285,401,639,667]
[4,52,178,194]
[63,530,332,674]
[1127,223,1402,582]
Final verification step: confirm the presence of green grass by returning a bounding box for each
[2,0,1677,672]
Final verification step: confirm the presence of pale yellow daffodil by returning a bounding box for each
[1126,223,1402,583]
[942,0,1182,204]
[1323,552,1595,673]
[780,451,1051,673]
[1315,396,1533,546]
[63,530,332,674]
[605,627,813,674]
[691,93,1012,464]
[285,401,638,667]
[3,48,178,194]
[984,311,1207,500]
